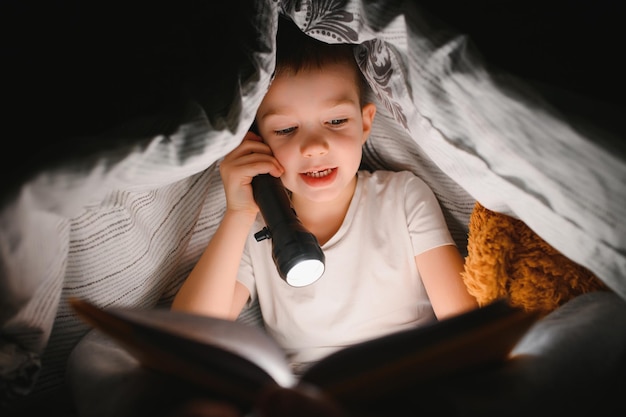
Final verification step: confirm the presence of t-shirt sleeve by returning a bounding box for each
[402,172,455,255]
[237,236,257,307]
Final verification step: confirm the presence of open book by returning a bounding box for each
[69,298,538,414]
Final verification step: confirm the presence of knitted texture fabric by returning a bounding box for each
[462,202,609,314]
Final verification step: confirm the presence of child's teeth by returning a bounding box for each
[307,168,332,178]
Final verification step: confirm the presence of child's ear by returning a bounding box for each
[361,103,376,143]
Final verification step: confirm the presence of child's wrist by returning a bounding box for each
[224,207,258,225]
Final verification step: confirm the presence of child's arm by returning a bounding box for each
[171,132,284,320]
[416,245,478,320]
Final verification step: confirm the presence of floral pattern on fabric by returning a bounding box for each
[281,0,358,42]
[280,0,409,129]
[356,40,409,129]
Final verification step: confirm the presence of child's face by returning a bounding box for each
[256,62,376,204]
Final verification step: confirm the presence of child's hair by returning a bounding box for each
[275,17,368,105]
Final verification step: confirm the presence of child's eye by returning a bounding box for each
[275,127,296,135]
[328,118,347,126]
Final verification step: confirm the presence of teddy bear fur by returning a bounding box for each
[462,202,610,315]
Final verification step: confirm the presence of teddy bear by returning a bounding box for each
[461,201,610,315]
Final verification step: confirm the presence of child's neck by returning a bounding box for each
[290,176,357,246]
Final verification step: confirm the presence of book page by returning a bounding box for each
[70,299,297,405]
[300,299,538,405]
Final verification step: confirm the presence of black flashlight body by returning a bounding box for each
[251,174,325,286]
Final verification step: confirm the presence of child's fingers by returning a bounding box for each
[223,136,283,177]
[244,130,263,142]
[227,137,272,159]
[231,153,284,178]
[221,145,284,181]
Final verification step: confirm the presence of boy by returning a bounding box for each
[172,19,477,372]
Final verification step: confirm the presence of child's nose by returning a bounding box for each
[300,132,329,157]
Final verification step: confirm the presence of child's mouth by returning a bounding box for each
[305,168,334,178]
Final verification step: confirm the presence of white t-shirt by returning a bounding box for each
[237,170,455,369]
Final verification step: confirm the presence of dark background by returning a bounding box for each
[2,1,624,205]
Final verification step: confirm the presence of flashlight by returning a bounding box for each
[251,174,325,287]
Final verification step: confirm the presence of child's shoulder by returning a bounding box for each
[359,169,423,185]
[358,170,431,198]
[358,170,438,208]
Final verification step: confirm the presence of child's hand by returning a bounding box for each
[219,131,284,215]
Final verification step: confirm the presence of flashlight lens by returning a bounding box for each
[286,259,325,287]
